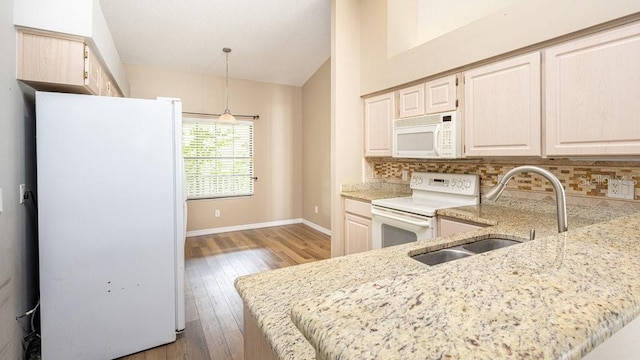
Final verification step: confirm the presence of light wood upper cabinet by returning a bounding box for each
[364,92,395,157]
[100,69,111,96]
[18,31,86,88]
[84,45,101,95]
[464,52,541,156]
[424,74,457,114]
[17,29,122,97]
[545,21,640,156]
[398,84,425,118]
[398,75,457,118]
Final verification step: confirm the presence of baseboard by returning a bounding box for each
[187,218,303,237]
[186,218,332,238]
[301,219,332,236]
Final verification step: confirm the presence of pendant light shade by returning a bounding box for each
[219,47,236,122]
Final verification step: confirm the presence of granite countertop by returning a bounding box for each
[340,182,411,202]
[341,188,409,202]
[234,198,638,360]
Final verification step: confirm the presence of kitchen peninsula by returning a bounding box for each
[235,197,640,359]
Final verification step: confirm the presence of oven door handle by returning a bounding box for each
[371,208,432,227]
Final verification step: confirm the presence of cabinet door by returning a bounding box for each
[100,70,111,96]
[438,217,483,237]
[545,22,640,156]
[425,75,457,114]
[17,31,85,86]
[364,92,395,157]
[344,213,371,255]
[464,52,541,156]
[398,84,425,118]
[84,45,101,95]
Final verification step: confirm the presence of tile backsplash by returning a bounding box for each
[367,158,640,204]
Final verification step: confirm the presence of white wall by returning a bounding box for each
[1,1,38,358]
[302,59,331,232]
[362,0,640,95]
[331,0,365,257]
[125,64,302,234]
[13,0,93,36]
[90,0,130,96]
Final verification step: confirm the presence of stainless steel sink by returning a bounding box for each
[411,236,523,266]
[462,238,520,254]
[411,249,473,266]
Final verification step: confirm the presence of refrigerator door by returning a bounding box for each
[37,92,180,359]
[159,97,186,332]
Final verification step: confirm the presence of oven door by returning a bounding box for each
[371,206,435,249]
[393,123,440,158]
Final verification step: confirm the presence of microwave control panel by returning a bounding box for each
[439,122,454,156]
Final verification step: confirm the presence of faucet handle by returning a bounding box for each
[529,228,536,240]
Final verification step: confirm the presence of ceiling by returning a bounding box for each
[99,0,331,87]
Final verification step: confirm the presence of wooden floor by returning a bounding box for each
[119,223,331,360]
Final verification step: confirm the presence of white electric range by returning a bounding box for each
[371,172,479,249]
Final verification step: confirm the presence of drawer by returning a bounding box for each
[344,198,372,219]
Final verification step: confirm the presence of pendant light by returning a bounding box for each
[219,47,236,122]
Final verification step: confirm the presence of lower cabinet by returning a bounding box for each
[243,305,278,360]
[582,315,640,360]
[438,217,485,237]
[344,198,372,255]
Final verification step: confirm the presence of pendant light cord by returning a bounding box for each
[223,47,231,113]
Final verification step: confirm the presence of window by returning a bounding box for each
[182,116,254,199]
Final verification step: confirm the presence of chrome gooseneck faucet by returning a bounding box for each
[485,166,568,233]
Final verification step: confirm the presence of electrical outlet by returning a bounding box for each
[0,188,3,213]
[607,178,635,200]
[314,206,318,214]
[402,170,408,181]
[608,179,619,197]
[214,209,221,217]
[19,184,25,205]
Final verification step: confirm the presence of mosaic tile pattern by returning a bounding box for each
[369,159,640,201]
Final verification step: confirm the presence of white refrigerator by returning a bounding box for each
[36,91,186,359]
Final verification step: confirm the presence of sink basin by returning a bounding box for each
[412,249,473,266]
[462,238,520,253]
[411,236,524,266]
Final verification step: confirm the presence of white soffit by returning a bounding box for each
[99,0,330,86]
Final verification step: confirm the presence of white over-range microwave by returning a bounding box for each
[392,111,462,159]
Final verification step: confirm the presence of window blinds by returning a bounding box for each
[182,117,254,199]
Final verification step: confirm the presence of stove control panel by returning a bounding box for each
[410,172,478,196]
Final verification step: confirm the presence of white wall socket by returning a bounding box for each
[402,170,408,181]
[607,178,636,200]
[314,206,318,214]
[214,209,221,217]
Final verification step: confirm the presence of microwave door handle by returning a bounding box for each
[433,126,440,156]
[371,208,432,227]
